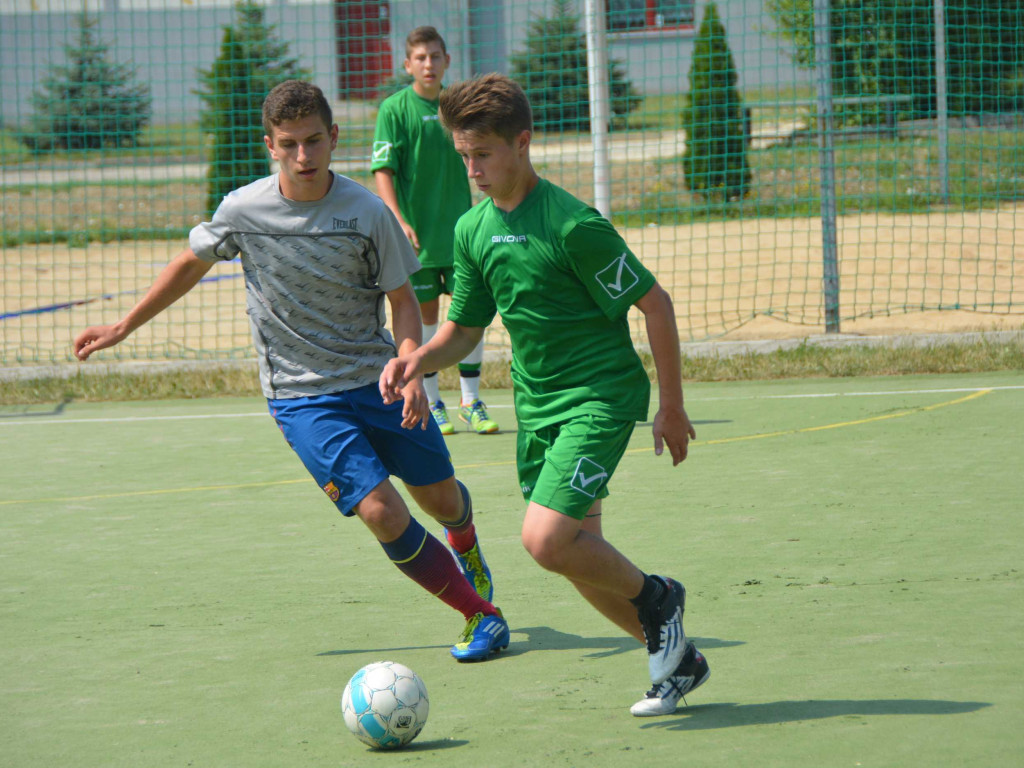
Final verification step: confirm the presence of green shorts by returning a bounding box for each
[410,266,455,303]
[516,414,635,520]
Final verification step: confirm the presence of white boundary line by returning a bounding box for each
[0,384,1020,426]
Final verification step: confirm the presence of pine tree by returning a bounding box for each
[20,11,151,152]
[682,3,751,202]
[509,0,640,132]
[197,2,310,216]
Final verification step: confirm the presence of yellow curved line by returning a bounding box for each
[0,389,992,507]
[630,388,992,453]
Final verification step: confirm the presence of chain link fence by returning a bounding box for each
[2,0,1022,365]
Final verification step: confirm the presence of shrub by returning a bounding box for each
[19,11,151,152]
[682,2,751,202]
[196,1,310,216]
[509,0,641,133]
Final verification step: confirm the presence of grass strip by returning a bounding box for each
[2,337,1020,405]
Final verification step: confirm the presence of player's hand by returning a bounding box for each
[380,356,421,405]
[402,222,420,252]
[397,377,430,430]
[652,405,697,466]
[72,324,126,361]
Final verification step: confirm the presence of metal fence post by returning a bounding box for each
[934,0,950,204]
[584,0,611,219]
[814,0,841,333]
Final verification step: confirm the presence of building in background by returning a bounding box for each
[0,0,805,125]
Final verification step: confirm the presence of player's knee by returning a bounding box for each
[404,477,461,524]
[355,485,410,541]
[521,530,566,574]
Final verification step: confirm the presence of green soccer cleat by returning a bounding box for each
[450,610,510,662]
[458,399,499,435]
[448,537,494,603]
[430,400,455,436]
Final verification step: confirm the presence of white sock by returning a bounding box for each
[424,373,441,404]
[459,337,485,405]
[422,322,438,347]
[460,375,479,406]
[421,323,441,404]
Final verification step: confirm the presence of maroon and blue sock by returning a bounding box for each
[380,516,493,620]
[444,480,478,555]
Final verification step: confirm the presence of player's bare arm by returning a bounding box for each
[385,280,430,429]
[73,249,214,361]
[635,283,696,466]
[373,169,420,250]
[380,321,484,408]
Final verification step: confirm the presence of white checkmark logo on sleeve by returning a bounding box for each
[595,253,638,299]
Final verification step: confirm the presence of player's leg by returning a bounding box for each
[565,501,644,643]
[353,478,490,620]
[358,384,509,661]
[518,415,690,685]
[564,502,713,715]
[456,336,499,434]
[419,295,441,410]
[441,266,498,435]
[402,474,508,660]
[405,476,493,602]
[268,390,501,659]
[521,499,644,607]
[412,268,453,435]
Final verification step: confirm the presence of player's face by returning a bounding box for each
[452,129,534,212]
[264,115,338,202]
[404,42,449,99]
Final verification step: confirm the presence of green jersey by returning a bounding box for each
[371,86,471,269]
[448,179,657,430]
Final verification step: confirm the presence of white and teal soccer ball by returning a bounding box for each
[341,661,429,749]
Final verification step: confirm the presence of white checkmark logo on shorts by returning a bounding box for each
[570,457,609,497]
[595,252,638,299]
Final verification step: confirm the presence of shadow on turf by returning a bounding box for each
[353,738,469,753]
[639,699,992,731]
[317,630,740,660]
[515,627,742,659]
[0,395,72,419]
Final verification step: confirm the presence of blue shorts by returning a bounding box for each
[269,384,454,516]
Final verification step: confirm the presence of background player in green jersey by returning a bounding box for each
[372,26,499,436]
[380,73,710,716]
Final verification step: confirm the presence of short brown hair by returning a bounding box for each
[405,25,447,58]
[262,80,333,137]
[438,73,533,144]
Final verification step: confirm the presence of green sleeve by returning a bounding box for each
[563,217,656,319]
[371,99,401,173]
[447,223,496,328]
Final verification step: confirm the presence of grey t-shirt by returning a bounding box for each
[190,173,421,399]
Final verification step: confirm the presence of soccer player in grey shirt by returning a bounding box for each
[73,80,509,662]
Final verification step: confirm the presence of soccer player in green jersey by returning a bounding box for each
[372,26,500,437]
[379,73,711,716]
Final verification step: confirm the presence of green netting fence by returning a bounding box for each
[2,0,1022,366]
